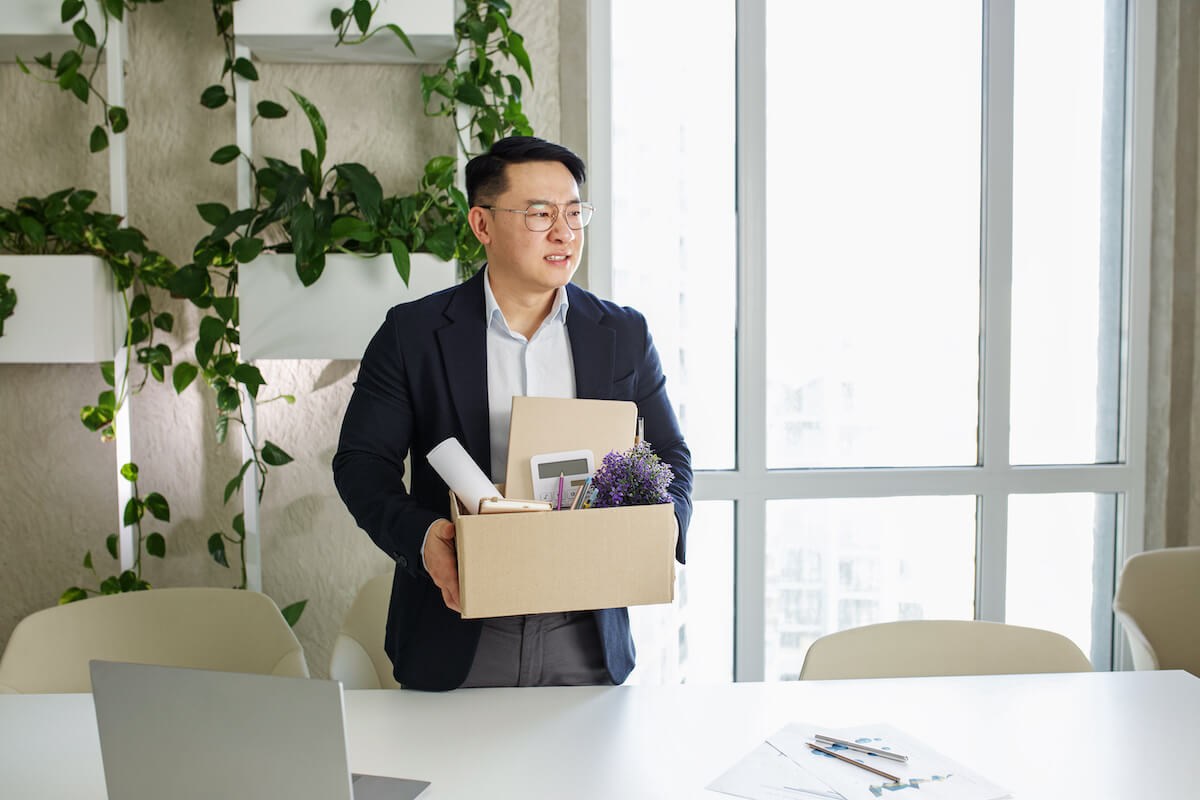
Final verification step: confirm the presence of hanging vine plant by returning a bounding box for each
[14,0,163,153]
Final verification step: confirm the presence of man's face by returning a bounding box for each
[476,160,583,296]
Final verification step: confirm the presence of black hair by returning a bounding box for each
[465,136,587,208]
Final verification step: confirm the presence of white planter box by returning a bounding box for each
[0,1,105,63]
[0,255,119,363]
[234,0,454,64]
[239,252,457,360]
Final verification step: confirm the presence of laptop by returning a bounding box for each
[89,660,429,800]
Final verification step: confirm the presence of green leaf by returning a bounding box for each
[290,203,316,263]
[197,202,230,225]
[296,251,325,287]
[261,440,294,466]
[72,19,97,48]
[123,497,144,526]
[200,84,229,109]
[382,24,415,55]
[209,208,257,242]
[100,360,115,387]
[34,51,53,69]
[108,105,129,133]
[223,459,255,504]
[448,186,469,217]
[232,57,259,81]
[153,312,174,333]
[213,297,238,323]
[80,404,114,433]
[507,31,534,83]
[89,125,108,153]
[99,575,121,594]
[59,587,89,604]
[146,532,165,558]
[61,0,85,22]
[104,0,124,22]
[288,90,326,169]
[256,100,287,119]
[424,155,455,180]
[217,385,240,412]
[215,414,229,444]
[129,292,151,317]
[280,599,307,627]
[145,492,170,522]
[168,265,210,300]
[330,216,375,242]
[172,361,198,394]
[455,82,487,107]
[19,216,46,246]
[128,317,151,345]
[234,363,266,398]
[98,390,116,412]
[211,145,241,165]
[118,570,137,592]
[106,533,119,560]
[335,162,382,224]
[120,462,139,482]
[232,236,264,263]
[353,0,371,33]
[83,551,93,570]
[232,513,246,538]
[14,54,30,75]
[330,8,346,29]
[389,238,410,285]
[55,49,82,78]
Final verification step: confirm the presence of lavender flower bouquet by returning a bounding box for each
[591,442,675,508]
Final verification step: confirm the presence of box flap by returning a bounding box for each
[503,397,638,500]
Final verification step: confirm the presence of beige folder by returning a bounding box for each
[503,396,638,500]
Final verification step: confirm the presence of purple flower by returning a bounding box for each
[590,442,674,508]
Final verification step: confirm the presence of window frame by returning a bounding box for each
[588,0,1156,679]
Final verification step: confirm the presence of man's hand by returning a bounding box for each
[423,519,461,613]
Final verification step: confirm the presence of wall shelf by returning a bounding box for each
[234,0,455,64]
[0,255,118,364]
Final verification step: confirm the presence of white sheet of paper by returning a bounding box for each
[706,740,841,800]
[768,723,1011,800]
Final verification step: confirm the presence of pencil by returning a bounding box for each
[805,741,901,784]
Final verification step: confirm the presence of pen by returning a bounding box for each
[556,472,564,511]
[805,742,901,784]
[813,734,908,763]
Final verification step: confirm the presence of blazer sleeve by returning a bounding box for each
[630,314,693,565]
[332,310,442,577]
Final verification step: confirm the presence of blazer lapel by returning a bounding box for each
[435,271,491,469]
[566,285,617,400]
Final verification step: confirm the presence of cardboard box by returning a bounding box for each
[452,494,676,619]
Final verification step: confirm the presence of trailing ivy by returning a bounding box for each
[15,0,164,153]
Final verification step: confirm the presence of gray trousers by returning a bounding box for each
[459,611,614,688]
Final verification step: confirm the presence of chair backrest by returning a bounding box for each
[328,573,401,689]
[1113,546,1200,675]
[0,587,308,693]
[798,620,1093,680]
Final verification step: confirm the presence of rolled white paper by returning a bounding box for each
[426,437,497,515]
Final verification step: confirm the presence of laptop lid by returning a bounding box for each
[89,660,426,800]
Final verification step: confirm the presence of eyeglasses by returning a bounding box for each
[482,202,595,231]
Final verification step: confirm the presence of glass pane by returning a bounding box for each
[1009,1,1126,465]
[610,0,736,470]
[764,1,983,468]
[628,501,734,684]
[764,496,977,681]
[1006,493,1116,667]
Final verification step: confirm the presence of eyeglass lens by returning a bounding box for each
[525,203,593,231]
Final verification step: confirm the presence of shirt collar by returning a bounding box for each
[482,264,571,334]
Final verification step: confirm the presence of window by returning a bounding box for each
[595,0,1153,680]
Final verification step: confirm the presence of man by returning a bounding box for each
[332,136,692,691]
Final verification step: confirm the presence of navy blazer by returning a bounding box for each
[332,268,693,691]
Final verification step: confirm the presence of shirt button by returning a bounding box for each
[396,554,408,568]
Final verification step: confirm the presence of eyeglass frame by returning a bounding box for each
[480,201,596,231]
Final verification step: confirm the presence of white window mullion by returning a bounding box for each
[734,0,769,683]
[977,0,1016,623]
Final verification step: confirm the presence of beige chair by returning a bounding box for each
[0,587,309,693]
[329,573,402,689]
[1113,546,1200,675]
[798,619,1093,680]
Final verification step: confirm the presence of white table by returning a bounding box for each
[2,670,1197,799]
